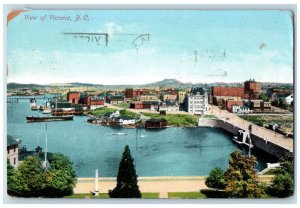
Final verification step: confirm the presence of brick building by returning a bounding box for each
[244,79,262,99]
[211,86,244,98]
[124,88,134,98]
[226,100,243,112]
[67,91,81,104]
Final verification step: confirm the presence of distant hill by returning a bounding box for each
[7,83,44,89]
[7,79,293,90]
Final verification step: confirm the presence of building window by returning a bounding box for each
[14,146,16,153]
[14,158,16,165]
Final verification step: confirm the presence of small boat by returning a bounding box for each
[26,115,74,122]
[31,105,38,110]
[112,132,127,136]
[42,109,51,114]
[39,105,47,111]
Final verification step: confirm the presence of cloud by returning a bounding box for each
[105,22,123,35]
[7,46,293,85]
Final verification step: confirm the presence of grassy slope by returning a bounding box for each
[141,112,198,127]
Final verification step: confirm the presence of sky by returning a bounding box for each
[7,10,294,85]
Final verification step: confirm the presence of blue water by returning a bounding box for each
[7,96,270,177]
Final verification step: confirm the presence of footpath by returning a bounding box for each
[74,176,274,198]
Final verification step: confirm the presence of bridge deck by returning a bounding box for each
[207,105,293,152]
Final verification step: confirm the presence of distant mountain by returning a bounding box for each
[144,79,193,88]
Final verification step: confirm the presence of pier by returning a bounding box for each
[200,104,293,158]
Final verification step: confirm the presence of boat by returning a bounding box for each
[31,105,38,110]
[42,109,51,114]
[26,115,74,122]
[111,132,127,136]
[39,105,47,111]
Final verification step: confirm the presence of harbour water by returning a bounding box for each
[7,96,274,177]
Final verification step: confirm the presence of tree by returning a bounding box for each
[259,93,269,102]
[7,153,77,198]
[205,167,226,190]
[224,150,265,198]
[7,159,18,192]
[268,153,294,198]
[43,153,77,197]
[109,145,141,198]
[14,156,45,197]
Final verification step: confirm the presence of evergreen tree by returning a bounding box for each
[205,167,226,190]
[109,145,141,198]
[224,150,265,198]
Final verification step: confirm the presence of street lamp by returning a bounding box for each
[248,125,253,158]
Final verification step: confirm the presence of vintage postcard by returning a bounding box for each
[6,9,294,200]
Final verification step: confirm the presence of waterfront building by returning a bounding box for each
[7,135,20,167]
[83,95,105,110]
[182,87,208,115]
[145,118,167,129]
[67,91,81,104]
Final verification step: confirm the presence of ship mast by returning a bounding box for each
[43,123,48,168]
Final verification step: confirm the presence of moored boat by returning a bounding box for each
[42,109,51,114]
[26,115,74,122]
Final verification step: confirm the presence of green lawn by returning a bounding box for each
[88,107,139,119]
[240,115,293,127]
[64,193,109,199]
[142,192,160,199]
[87,107,116,117]
[64,192,158,199]
[141,112,198,127]
[168,192,207,199]
[113,103,130,109]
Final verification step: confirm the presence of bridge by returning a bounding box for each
[7,96,54,103]
[205,104,293,156]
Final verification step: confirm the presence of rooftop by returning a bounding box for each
[7,135,20,147]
